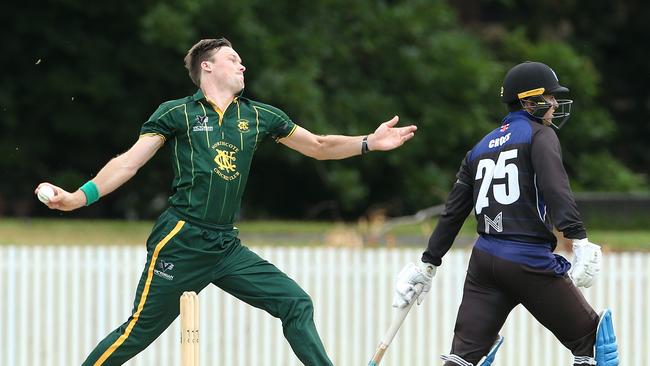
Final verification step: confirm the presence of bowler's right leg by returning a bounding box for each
[83,212,212,366]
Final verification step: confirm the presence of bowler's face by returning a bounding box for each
[205,46,246,92]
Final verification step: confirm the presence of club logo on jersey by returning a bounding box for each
[236,119,250,133]
[500,123,510,132]
[484,212,503,233]
[193,115,213,132]
[154,259,175,281]
[212,141,240,181]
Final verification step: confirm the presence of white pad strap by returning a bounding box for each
[440,354,473,366]
[574,355,597,365]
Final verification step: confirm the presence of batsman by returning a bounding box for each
[35,37,417,365]
[392,62,619,366]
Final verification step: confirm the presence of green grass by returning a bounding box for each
[1,218,649,250]
[0,218,154,245]
[588,230,650,251]
[0,218,341,246]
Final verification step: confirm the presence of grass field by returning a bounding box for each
[1,218,649,250]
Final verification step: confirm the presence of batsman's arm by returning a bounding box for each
[280,116,416,160]
[422,152,474,266]
[35,134,165,211]
[530,127,586,239]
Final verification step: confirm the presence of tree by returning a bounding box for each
[2,0,645,219]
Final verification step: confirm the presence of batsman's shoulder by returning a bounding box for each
[530,121,560,144]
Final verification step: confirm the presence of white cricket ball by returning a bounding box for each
[37,185,56,204]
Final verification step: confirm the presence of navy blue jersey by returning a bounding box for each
[423,111,586,266]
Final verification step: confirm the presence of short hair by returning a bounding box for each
[184,38,233,87]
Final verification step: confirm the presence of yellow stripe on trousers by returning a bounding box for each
[94,220,185,366]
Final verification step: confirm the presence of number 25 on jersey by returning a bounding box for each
[475,149,520,214]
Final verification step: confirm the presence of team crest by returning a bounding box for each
[212,141,240,181]
[193,115,213,132]
[236,119,250,133]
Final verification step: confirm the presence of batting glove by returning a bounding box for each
[392,262,436,308]
[568,238,602,288]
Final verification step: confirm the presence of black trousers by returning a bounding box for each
[444,247,599,366]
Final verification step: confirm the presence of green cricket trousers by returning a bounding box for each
[82,208,333,366]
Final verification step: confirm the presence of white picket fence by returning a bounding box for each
[1,245,648,366]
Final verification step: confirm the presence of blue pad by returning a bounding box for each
[595,309,619,366]
[477,335,504,366]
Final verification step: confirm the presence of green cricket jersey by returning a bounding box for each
[140,90,297,225]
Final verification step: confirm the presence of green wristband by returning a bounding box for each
[79,181,100,206]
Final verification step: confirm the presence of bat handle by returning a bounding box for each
[367,283,424,365]
[380,283,423,345]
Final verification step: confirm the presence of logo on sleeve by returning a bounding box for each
[154,259,175,281]
[193,115,213,132]
[212,141,240,181]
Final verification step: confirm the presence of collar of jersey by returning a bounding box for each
[502,110,534,125]
[191,88,246,102]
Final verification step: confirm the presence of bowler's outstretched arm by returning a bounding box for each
[35,134,164,211]
[280,116,416,160]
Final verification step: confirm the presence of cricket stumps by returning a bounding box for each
[180,291,199,366]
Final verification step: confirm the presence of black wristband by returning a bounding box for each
[361,135,370,154]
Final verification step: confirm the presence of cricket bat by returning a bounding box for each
[367,283,423,366]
